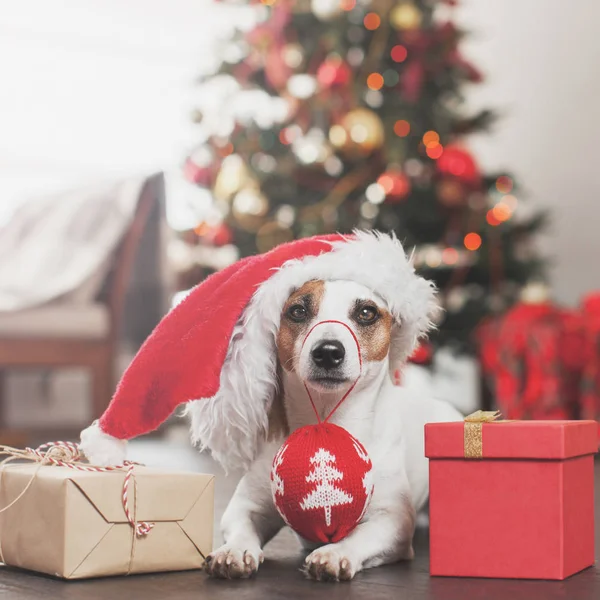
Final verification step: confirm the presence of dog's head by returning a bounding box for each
[277,279,393,395]
[187,232,438,471]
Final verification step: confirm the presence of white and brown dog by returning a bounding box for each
[80,232,463,582]
[193,243,462,581]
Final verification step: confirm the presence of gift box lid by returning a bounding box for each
[2,464,214,522]
[425,419,599,460]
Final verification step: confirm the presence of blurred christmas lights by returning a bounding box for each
[442,247,459,265]
[394,120,410,137]
[367,73,384,90]
[426,144,444,159]
[391,45,408,63]
[423,131,440,147]
[496,175,513,194]
[464,232,482,251]
[364,13,381,30]
[492,202,512,222]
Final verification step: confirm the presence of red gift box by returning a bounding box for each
[425,414,598,580]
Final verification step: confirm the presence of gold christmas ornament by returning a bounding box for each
[390,2,423,31]
[214,155,249,200]
[256,221,294,253]
[232,186,270,232]
[330,108,385,156]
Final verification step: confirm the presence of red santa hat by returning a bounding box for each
[80,231,437,469]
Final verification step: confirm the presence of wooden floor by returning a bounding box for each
[1,436,599,599]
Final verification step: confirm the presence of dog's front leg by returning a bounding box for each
[206,448,284,579]
[304,469,416,581]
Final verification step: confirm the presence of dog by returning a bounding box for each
[203,278,462,581]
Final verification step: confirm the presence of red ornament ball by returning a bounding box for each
[317,56,352,88]
[377,169,411,202]
[271,423,374,544]
[436,145,481,188]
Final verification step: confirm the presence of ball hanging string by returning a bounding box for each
[300,320,363,424]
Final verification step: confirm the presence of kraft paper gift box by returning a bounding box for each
[0,464,214,579]
[425,414,598,580]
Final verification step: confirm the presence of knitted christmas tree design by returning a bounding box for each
[300,448,354,527]
[272,443,288,498]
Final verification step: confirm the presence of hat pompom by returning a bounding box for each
[80,421,127,466]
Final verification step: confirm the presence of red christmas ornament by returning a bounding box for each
[317,56,352,88]
[377,169,411,202]
[271,422,373,543]
[436,145,481,188]
[270,319,373,544]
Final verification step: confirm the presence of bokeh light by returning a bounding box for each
[377,174,395,194]
[366,183,386,204]
[341,0,356,10]
[486,209,500,226]
[425,250,442,269]
[364,13,381,30]
[394,120,410,137]
[423,131,440,147]
[329,124,347,146]
[366,72,384,90]
[464,232,482,251]
[496,175,513,194]
[426,144,443,159]
[391,45,408,63]
[492,202,512,222]
[442,247,459,265]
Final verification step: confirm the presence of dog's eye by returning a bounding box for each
[287,304,308,322]
[356,305,379,324]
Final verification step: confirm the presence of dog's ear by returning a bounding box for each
[268,365,289,442]
[186,293,282,472]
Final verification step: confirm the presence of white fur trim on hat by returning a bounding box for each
[186,231,438,472]
[80,420,127,466]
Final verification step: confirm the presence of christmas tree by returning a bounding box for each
[300,448,353,527]
[183,0,545,352]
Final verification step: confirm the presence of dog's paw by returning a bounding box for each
[204,544,264,579]
[303,546,357,582]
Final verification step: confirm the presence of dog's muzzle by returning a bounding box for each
[300,321,361,388]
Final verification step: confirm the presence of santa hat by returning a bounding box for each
[80,231,437,470]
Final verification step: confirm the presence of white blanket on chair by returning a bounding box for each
[0,177,145,312]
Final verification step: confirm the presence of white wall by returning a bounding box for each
[456,0,600,305]
[0,0,236,227]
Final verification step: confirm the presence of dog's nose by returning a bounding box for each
[311,340,345,370]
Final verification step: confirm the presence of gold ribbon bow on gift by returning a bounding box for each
[463,410,502,458]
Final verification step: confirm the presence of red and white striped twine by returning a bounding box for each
[25,442,154,538]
